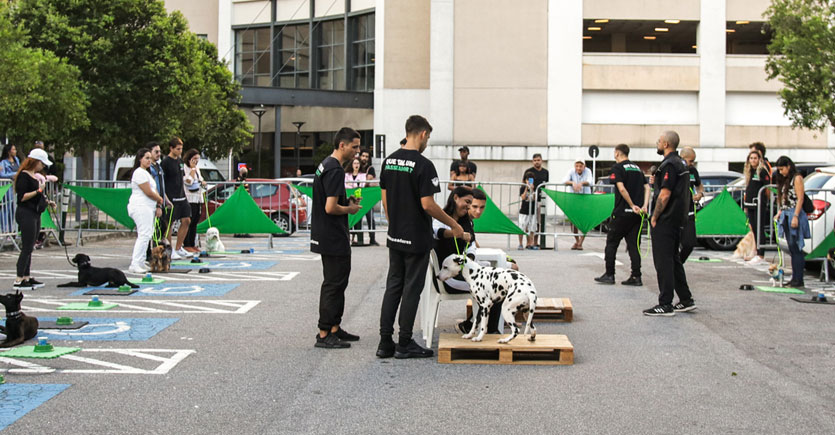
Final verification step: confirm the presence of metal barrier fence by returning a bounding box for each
[0,178,18,250]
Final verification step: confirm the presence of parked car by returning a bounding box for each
[201,179,307,236]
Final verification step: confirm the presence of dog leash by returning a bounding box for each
[773,219,784,269]
[203,191,212,229]
[637,212,651,259]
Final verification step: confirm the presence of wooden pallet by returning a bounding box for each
[437,333,573,365]
[466,297,573,323]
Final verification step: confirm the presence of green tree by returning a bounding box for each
[765,0,835,132]
[0,2,88,148]
[12,0,252,158]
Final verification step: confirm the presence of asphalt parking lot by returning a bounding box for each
[1,233,834,434]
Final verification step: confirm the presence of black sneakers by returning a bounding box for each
[394,340,434,359]
[314,332,350,349]
[376,337,395,358]
[26,278,45,289]
[594,274,615,284]
[621,276,643,286]
[12,280,33,290]
[673,299,697,312]
[334,328,360,342]
[643,304,675,316]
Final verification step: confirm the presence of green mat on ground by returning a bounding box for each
[473,186,525,235]
[65,184,134,229]
[196,185,285,235]
[805,230,835,260]
[544,189,614,234]
[128,277,166,284]
[696,188,749,236]
[57,302,119,310]
[687,258,722,263]
[756,286,806,294]
[171,261,209,266]
[0,346,81,359]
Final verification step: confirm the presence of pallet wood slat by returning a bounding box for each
[437,333,574,365]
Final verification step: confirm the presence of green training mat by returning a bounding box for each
[57,302,119,310]
[171,261,209,266]
[756,286,806,294]
[0,346,81,359]
[128,277,166,284]
[687,258,722,263]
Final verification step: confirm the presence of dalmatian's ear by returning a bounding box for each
[453,256,466,265]
[466,253,475,261]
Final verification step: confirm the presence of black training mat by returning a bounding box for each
[790,297,835,305]
[39,320,90,330]
[83,289,139,296]
[155,269,192,274]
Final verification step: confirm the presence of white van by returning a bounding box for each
[112,157,225,183]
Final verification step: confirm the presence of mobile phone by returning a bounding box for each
[528,178,534,185]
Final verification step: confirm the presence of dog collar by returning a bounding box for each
[5,310,21,318]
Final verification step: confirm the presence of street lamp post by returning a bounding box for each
[292,121,305,174]
[252,105,267,177]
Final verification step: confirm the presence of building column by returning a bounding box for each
[430,0,454,152]
[273,105,282,177]
[217,0,233,68]
[547,0,583,155]
[698,0,726,147]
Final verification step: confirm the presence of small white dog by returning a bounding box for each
[206,227,226,253]
[437,254,537,344]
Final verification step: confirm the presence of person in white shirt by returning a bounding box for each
[127,148,164,273]
[563,159,593,250]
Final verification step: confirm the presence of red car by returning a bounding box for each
[201,179,307,236]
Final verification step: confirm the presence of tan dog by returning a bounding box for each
[149,242,171,272]
[733,231,757,261]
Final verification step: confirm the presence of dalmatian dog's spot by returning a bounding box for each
[437,254,537,344]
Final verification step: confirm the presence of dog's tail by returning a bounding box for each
[524,292,537,341]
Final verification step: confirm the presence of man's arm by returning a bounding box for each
[421,196,464,238]
[651,188,671,226]
[616,182,641,214]
[325,196,360,215]
[381,188,389,222]
[642,184,651,213]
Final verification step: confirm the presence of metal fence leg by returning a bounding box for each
[268,233,273,250]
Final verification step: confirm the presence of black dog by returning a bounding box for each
[0,291,39,347]
[57,253,139,288]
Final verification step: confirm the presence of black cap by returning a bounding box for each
[458,146,469,152]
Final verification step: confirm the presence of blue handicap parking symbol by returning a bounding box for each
[71,283,239,297]
[0,384,71,431]
[173,260,276,270]
[36,317,178,341]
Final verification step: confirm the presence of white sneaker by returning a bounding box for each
[177,247,189,257]
[170,251,183,260]
[746,256,764,265]
[128,265,149,274]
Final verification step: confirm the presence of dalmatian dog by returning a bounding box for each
[437,253,537,344]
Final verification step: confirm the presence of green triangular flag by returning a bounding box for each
[0,183,12,199]
[473,185,525,235]
[294,184,312,198]
[40,209,57,229]
[346,186,382,228]
[544,189,614,234]
[64,184,134,229]
[805,230,835,260]
[196,185,286,234]
[695,188,749,236]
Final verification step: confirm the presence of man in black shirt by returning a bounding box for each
[161,137,191,260]
[595,144,649,286]
[377,115,464,359]
[311,128,362,349]
[679,146,704,262]
[449,146,477,178]
[645,131,695,316]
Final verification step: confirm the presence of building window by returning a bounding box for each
[726,21,772,55]
[277,24,311,88]
[317,19,345,90]
[235,28,272,86]
[351,13,375,91]
[196,34,208,40]
[583,19,698,54]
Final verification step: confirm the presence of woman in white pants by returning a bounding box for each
[127,148,164,273]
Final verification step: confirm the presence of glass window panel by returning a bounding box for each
[354,42,366,66]
[357,15,367,40]
[256,75,271,87]
[295,25,308,44]
[367,14,375,37]
[282,31,294,50]
[241,29,255,47]
[298,73,309,88]
[334,69,345,90]
[319,46,332,70]
[318,70,331,89]
[279,74,295,87]
[321,21,333,45]
[333,46,344,69]
[240,58,254,76]
[255,56,270,74]
[241,75,254,86]
[353,67,366,91]
[334,20,345,43]
[366,41,375,64]
[368,71,374,90]
[297,48,309,71]
[255,28,271,51]
[278,52,294,73]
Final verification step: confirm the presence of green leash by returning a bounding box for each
[637,212,651,258]
[773,219,784,268]
[203,191,212,229]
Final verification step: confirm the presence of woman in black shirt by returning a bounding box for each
[13,149,54,290]
[743,150,771,262]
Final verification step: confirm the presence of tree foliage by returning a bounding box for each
[0,2,88,147]
[765,0,835,132]
[11,0,252,158]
